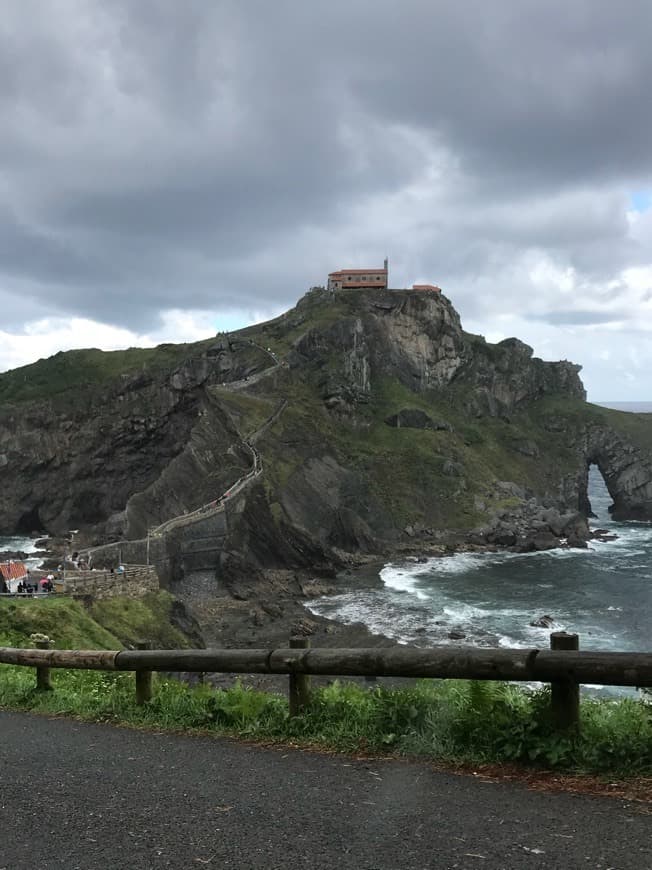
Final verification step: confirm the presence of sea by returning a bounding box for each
[308,402,652,690]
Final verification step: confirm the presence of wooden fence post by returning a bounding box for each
[289,637,311,717]
[135,640,153,705]
[34,636,52,691]
[550,631,580,731]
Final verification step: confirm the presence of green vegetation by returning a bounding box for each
[210,389,277,438]
[0,671,649,776]
[90,593,193,649]
[0,592,192,650]
[0,342,211,405]
[0,596,120,649]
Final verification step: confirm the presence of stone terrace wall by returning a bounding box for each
[82,511,228,586]
[85,537,167,569]
[64,565,159,600]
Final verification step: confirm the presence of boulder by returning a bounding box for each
[512,537,537,553]
[512,440,540,458]
[530,615,554,628]
[590,528,618,542]
[540,508,564,536]
[487,525,517,546]
[442,460,464,477]
[291,617,318,637]
[531,532,559,551]
[385,408,452,431]
[448,629,466,640]
[566,535,589,549]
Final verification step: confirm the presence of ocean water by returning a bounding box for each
[308,467,652,666]
[597,401,652,413]
[0,536,46,568]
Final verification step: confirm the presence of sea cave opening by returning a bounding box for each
[15,506,44,536]
[582,463,616,523]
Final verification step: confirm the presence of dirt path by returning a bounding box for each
[1,711,649,869]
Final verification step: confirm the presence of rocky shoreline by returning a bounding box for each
[165,521,617,694]
[12,521,616,698]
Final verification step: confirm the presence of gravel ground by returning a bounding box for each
[1,711,649,869]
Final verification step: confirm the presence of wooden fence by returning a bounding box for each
[1,632,651,729]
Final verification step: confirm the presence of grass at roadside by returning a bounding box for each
[0,667,649,777]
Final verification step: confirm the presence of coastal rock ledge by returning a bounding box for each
[0,286,650,587]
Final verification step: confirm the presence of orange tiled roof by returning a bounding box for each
[328,268,387,276]
[0,561,28,581]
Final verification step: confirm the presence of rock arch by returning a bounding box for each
[579,425,652,521]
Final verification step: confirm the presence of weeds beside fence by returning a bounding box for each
[1,632,651,735]
[0,660,650,776]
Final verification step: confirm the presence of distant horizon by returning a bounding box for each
[594,400,652,408]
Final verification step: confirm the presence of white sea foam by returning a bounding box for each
[310,472,651,661]
[420,552,490,574]
[381,552,490,589]
[498,635,533,649]
[380,566,428,600]
[0,535,44,555]
[442,603,492,621]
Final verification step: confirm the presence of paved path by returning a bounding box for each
[1,711,649,869]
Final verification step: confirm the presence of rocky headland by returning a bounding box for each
[1,286,652,650]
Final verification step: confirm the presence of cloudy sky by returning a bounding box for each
[1,0,652,400]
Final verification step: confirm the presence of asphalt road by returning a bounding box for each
[0,711,648,869]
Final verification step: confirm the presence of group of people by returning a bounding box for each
[1,575,56,595]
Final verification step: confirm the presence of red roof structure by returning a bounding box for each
[328,259,389,291]
[328,269,386,276]
[0,561,28,582]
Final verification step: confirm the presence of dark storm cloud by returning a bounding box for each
[350,0,652,187]
[1,0,652,333]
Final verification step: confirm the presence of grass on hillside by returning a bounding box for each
[0,592,192,651]
[0,341,216,406]
[209,389,277,438]
[0,669,649,777]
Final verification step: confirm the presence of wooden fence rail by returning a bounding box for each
[1,632,650,731]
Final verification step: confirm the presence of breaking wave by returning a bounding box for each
[308,469,651,677]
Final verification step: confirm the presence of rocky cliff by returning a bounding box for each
[1,287,651,581]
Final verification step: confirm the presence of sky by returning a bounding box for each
[1,1,652,401]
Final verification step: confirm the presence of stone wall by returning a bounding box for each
[81,511,227,586]
[63,564,159,599]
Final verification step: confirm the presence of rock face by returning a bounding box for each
[0,286,650,585]
[0,349,262,537]
[385,409,452,431]
[291,290,585,417]
[583,425,652,521]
